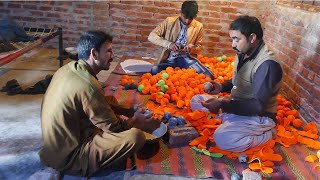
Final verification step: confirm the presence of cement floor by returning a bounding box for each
[0,48,209,180]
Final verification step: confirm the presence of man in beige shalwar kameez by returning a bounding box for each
[39,31,155,177]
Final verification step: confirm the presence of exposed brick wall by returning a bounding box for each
[264,2,320,125]
[0,1,318,125]
[0,0,269,57]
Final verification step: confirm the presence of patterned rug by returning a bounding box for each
[104,60,320,179]
[134,141,320,179]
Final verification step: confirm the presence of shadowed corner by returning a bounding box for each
[136,141,160,160]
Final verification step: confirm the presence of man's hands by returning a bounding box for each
[133,102,143,112]
[168,43,193,53]
[168,43,182,52]
[201,97,222,114]
[133,108,160,133]
[204,81,222,95]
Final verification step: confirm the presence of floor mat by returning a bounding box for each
[133,141,319,179]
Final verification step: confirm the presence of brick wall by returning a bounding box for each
[0,1,319,125]
[0,0,269,57]
[264,1,320,125]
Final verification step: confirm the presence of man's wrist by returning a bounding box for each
[167,42,172,49]
[124,116,137,129]
[220,98,231,112]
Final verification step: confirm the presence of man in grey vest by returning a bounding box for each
[202,15,283,152]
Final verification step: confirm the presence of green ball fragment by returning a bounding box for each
[161,73,169,79]
[217,56,223,62]
[160,85,169,92]
[157,79,166,86]
[137,84,144,92]
[221,55,227,61]
[158,92,164,96]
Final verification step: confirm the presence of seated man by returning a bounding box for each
[148,0,204,74]
[202,15,283,152]
[39,31,157,177]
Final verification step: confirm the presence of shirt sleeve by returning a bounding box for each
[148,18,172,48]
[221,60,282,116]
[221,80,233,92]
[190,25,204,55]
[82,89,126,133]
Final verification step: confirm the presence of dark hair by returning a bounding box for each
[229,15,263,40]
[181,1,198,19]
[77,31,113,60]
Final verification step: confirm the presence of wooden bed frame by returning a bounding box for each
[0,27,63,67]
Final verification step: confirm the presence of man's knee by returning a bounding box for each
[214,127,251,152]
[127,128,146,151]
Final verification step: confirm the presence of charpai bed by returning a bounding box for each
[0,27,63,67]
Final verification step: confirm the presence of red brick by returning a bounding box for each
[309,61,320,73]
[204,41,218,47]
[30,11,44,16]
[54,7,69,12]
[159,8,179,15]
[153,14,169,20]
[19,16,37,22]
[76,3,91,9]
[313,86,320,100]
[138,1,153,6]
[132,47,148,52]
[111,16,125,22]
[0,9,10,14]
[154,1,170,7]
[136,12,151,17]
[168,2,181,9]
[221,7,237,13]
[38,6,52,11]
[120,35,136,41]
[137,25,154,31]
[41,1,55,5]
[124,11,138,16]
[8,3,21,8]
[140,30,151,36]
[296,74,312,92]
[121,1,137,5]
[207,36,219,42]
[315,75,320,86]
[204,6,220,12]
[197,11,209,16]
[23,4,37,10]
[209,1,229,6]
[228,13,239,20]
[231,2,246,7]
[140,18,156,25]
[94,16,109,22]
[126,29,140,34]
[142,6,159,13]
[311,98,320,112]
[93,3,109,11]
[216,42,231,49]
[46,13,60,18]
[55,1,73,6]
[308,106,319,122]
[307,71,315,81]
[206,24,223,30]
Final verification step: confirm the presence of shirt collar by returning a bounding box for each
[178,16,196,28]
[240,40,265,61]
[78,59,98,79]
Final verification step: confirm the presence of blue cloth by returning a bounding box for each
[0,17,33,42]
[168,21,188,59]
